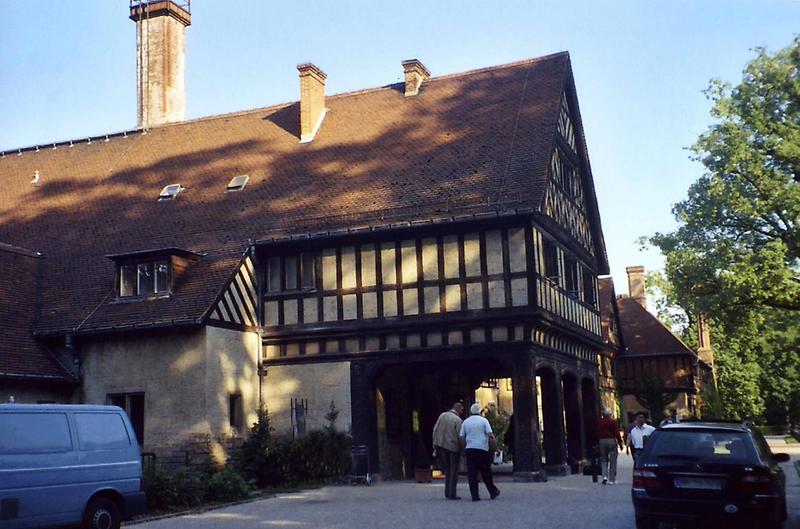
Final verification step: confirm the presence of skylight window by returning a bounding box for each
[158,184,184,201]
[226,174,249,192]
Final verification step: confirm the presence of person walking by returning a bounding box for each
[597,408,623,484]
[432,401,465,500]
[627,412,655,464]
[459,403,500,502]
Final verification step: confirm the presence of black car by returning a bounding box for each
[631,421,790,529]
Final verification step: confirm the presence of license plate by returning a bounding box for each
[673,477,724,490]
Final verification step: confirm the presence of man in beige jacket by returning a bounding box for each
[432,401,464,499]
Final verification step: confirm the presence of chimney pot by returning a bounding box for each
[625,265,647,308]
[401,59,431,97]
[297,63,328,143]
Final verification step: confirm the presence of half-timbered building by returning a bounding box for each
[602,267,714,424]
[0,1,610,480]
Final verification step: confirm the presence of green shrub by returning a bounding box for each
[205,468,255,503]
[142,467,208,512]
[234,402,351,487]
[142,467,179,512]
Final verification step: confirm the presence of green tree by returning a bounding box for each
[647,38,800,424]
[650,37,800,317]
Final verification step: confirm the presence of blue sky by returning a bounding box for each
[1,0,798,291]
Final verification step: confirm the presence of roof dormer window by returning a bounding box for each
[158,184,184,201]
[108,247,203,301]
[120,260,170,298]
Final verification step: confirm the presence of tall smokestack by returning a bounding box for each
[626,265,646,308]
[130,1,191,128]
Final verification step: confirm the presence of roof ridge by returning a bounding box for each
[1,51,570,155]
[619,296,697,356]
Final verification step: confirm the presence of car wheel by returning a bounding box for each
[82,497,121,529]
[635,515,659,529]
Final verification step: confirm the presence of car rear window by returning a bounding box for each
[648,430,758,463]
[0,412,72,454]
[74,412,131,451]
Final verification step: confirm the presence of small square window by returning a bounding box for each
[155,261,169,293]
[229,394,243,430]
[226,174,249,192]
[120,264,137,297]
[138,263,155,296]
[267,257,281,292]
[301,253,315,289]
[158,184,184,201]
[285,256,298,290]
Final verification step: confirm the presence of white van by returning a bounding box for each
[0,404,146,529]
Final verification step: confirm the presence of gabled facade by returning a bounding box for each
[600,267,715,423]
[1,2,611,479]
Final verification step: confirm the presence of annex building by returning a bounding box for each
[1,1,612,480]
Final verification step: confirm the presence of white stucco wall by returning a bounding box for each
[79,326,260,464]
[262,361,352,437]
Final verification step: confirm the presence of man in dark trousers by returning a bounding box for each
[459,403,500,501]
[432,401,464,500]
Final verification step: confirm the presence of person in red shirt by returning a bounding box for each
[597,408,623,484]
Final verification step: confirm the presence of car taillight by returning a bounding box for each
[737,475,772,495]
[633,470,662,489]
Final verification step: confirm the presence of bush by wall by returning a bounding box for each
[142,466,253,512]
[234,403,351,487]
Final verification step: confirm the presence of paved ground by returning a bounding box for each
[130,438,800,529]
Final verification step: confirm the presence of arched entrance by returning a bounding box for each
[581,377,599,453]
[536,365,566,472]
[562,371,585,467]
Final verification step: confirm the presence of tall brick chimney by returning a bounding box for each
[626,265,647,308]
[297,63,327,143]
[696,312,714,367]
[401,59,430,97]
[130,1,191,128]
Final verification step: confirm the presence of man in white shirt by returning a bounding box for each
[627,412,656,463]
[459,403,500,501]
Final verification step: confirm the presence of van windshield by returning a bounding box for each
[0,412,72,454]
[648,430,758,463]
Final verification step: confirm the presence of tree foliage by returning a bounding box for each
[651,37,800,315]
[647,39,800,424]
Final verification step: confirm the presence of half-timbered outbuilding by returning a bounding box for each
[0,1,611,480]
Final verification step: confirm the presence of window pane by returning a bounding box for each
[128,394,145,446]
[583,270,596,306]
[75,413,131,450]
[155,261,169,293]
[543,240,558,280]
[267,257,281,292]
[120,265,137,297]
[285,256,298,290]
[301,253,315,289]
[229,394,243,429]
[0,413,72,454]
[138,263,154,295]
[565,258,578,294]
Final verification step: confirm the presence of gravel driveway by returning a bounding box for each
[129,438,800,529]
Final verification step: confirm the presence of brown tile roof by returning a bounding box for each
[0,244,74,380]
[616,296,696,357]
[0,51,606,336]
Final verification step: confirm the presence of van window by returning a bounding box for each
[0,412,72,454]
[75,413,131,450]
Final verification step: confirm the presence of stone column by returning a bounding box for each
[350,360,380,474]
[511,352,546,482]
[540,367,568,475]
